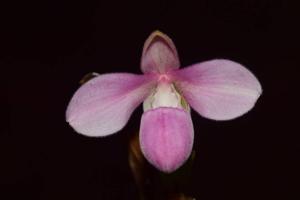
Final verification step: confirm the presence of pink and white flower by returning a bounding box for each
[66,31,262,173]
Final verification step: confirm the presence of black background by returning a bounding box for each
[4,0,300,199]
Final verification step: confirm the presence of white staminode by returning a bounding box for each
[143,82,189,111]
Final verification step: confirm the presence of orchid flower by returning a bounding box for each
[66,31,262,173]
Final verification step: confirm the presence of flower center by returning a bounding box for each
[143,81,189,111]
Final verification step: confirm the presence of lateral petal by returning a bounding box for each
[66,73,155,137]
[139,107,194,173]
[173,59,262,120]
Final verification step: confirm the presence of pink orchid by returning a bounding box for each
[66,31,262,173]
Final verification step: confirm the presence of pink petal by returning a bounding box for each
[66,73,155,137]
[173,59,262,120]
[141,30,180,74]
[139,107,194,173]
